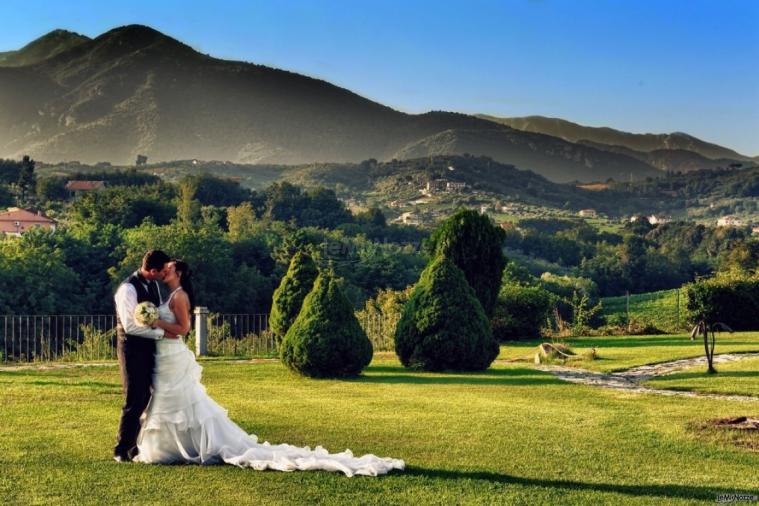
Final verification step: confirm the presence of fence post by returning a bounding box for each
[675,289,680,328]
[194,307,209,357]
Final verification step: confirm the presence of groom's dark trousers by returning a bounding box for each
[114,273,161,459]
[115,336,156,457]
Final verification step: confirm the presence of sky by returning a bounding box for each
[1,0,758,155]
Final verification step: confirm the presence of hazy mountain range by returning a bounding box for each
[0,25,750,183]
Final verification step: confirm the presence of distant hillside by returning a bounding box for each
[577,140,745,173]
[0,29,89,67]
[1,25,667,183]
[392,128,661,182]
[479,115,749,163]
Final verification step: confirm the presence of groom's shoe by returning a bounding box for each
[113,451,132,463]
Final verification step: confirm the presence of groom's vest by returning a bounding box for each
[115,272,161,341]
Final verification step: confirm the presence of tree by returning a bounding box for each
[36,176,68,202]
[356,286,413,350]
[0,232,85,314]
[227,202,257,241]
[425,209,506,316]
[17,155,36,203]
[356,207,386,227]
[70,185,176,228]
[180,174,252,207]
[269,251,319,343]
[492,284,555,340]
[280,271,373,377]
[177,177,202,227]
[394,256,498,371]
[119,222,274,313]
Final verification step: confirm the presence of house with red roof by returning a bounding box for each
[65,180,105,199]
[0,208,56,236]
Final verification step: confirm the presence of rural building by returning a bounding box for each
[65,180,105,199]
[425,179,448,193]
[578,209,597,218]
[717,216,744,227]
[0,208,56,236]
[647,214,672,225]
[395,212,421,226]
[446,181,467,192]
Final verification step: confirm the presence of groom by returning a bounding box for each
[113,249,178,462]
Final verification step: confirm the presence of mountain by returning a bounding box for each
[576,140,745,173]
[478,115,750,163]
[0,25,687,182]
[0,29,90,67]
[392,128,660,182]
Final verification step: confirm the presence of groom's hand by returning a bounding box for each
[164,331,179,340]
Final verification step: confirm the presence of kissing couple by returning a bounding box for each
[113,250,404,476]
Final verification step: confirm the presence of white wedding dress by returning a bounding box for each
[134,288,404,476]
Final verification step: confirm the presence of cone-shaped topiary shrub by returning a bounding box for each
[269,251,319,345]
[425,209,506,316]
[280,272,373,378]
[395,255,499,371]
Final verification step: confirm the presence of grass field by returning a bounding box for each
[600,289,685,333]
[499,332,759,372]
[644,356,759,397]
[2,335,759,505]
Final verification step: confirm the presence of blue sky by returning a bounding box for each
[2,0,758,155]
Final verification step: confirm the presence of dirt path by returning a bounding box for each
[538,352,759,402]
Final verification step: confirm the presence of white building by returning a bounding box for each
[396,212,421,226]
[446,181,467,192]
[717,216,744,227]
[647,214,672,225]
[578,209,597,218]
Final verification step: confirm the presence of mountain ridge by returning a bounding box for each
[478,114,749,163]
[0,25,742,183]
[0,29,90,67]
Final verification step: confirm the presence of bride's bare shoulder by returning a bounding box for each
[169,289,190,308]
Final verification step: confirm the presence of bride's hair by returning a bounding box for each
[173,260,196,312]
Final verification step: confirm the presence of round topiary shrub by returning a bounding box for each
[492,283,555,340]
[280,272,373,378]
[269,251,319,345]
[394,255,499,371]
[425,209,506,316]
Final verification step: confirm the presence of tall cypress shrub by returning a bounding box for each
[269,251,318,344]
[280,272,373,378]
[426,209,506,316]
[395,255,498,371]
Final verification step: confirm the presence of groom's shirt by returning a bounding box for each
[115,272,165,340]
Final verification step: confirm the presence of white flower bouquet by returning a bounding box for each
[134,301,159,326]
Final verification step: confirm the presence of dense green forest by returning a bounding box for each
[3,156,759,318]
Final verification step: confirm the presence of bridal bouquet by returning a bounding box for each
[134,301,159,326]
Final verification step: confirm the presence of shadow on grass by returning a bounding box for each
[403,467,749,501]
[355,366,561,386]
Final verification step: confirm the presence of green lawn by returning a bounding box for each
[600,289,684,333]
[644,356,759,397]
[2,338,759,505]
[499,332,759,372]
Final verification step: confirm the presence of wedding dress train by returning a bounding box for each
[134,290,404,476]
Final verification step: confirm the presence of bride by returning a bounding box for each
[134,260,404,477]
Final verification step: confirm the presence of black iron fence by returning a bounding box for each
[0,311,396,363]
